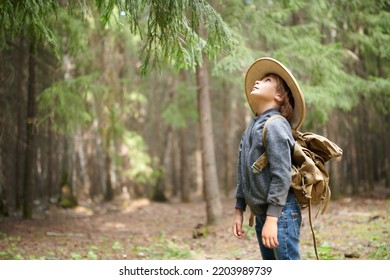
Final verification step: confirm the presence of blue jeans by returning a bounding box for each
[255,192,302,260]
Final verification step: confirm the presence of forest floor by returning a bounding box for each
[0,189,389,260]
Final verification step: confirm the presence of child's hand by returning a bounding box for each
[262,215,279,248]
[232,208,246,238]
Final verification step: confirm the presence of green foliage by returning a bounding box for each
[96,0,237,74]
[124,90,148,120]
[58,197,78,208]
[0,0,62,53]
[161,82,198,128]
[333,0,390,60]
[211,29,254,76]
[87,250,98,260]
[49,7,90,58]
[364,77,390,115]
[3,0,388,124]
[38,8,160,189]
[226,0,380,126]
[122,131,158,185]
[368,242,389,259]
[242,224,256,238]
[317,242,336,260]
[1,1,236,73]
[38,74,96,133]
[132,232,192,260]
[0,232,24,260]
[112,241,123,251]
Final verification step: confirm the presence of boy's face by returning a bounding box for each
[249,75,279,103]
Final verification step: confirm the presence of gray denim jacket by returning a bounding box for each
[235,109,294,217]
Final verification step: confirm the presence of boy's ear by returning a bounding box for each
[274,92,284,103]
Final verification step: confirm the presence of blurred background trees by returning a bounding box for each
[0,0,389,223]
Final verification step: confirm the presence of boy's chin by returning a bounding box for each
[250,90,267,98]
[249,93,263,102]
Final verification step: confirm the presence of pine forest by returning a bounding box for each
[0,0,389,261]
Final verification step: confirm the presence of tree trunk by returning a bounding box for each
[180,128,190,202]
[75,128,89,199]
[195,128,203,196]
[152,126,171,202]
[14,33,27,211]
[358,99,372,192]
[152,75,177,202]
[0,154,5,216]
[383,115,390,189]
[104,148,114,201]
[196,54,222,225]
[365,106,374,191]
[47,118,54,201]
[0,51,8,216]
[222,82,237,197]
[327,111,342,198]
[171,133,180,197]
[23,38,37,218]
[350,136,359,195]
[90,131,106,200]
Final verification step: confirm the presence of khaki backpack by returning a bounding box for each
[249,115,343,260]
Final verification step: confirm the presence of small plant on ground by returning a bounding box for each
[133,232,192,260]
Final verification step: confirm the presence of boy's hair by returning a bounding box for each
[266,74,295,122]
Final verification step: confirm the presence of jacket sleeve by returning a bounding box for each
[264,118,294,217]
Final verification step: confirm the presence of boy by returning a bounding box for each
[232,57,306,260]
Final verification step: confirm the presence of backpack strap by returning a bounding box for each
[308,200,320,260]
[251,115,285,173]
[262,115,285,148]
